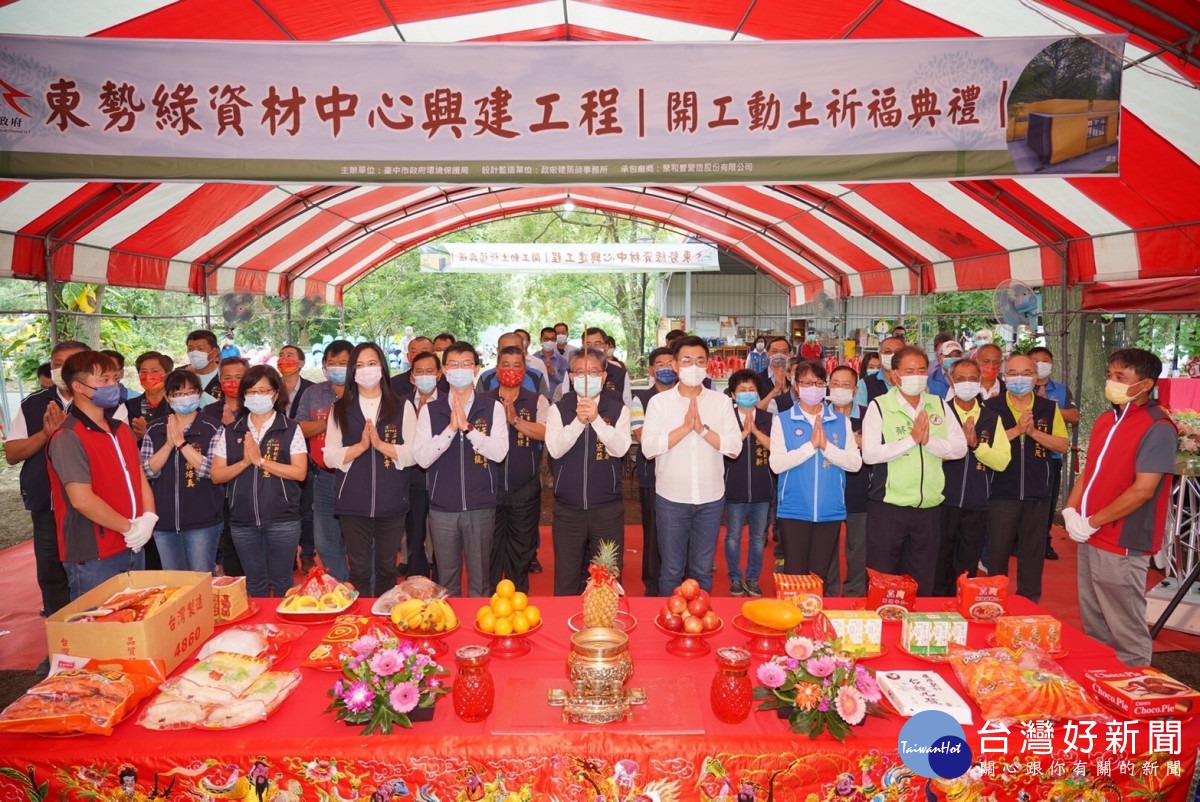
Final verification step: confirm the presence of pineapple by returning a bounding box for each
[582,540,623,628]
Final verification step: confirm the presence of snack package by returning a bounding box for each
[373,577,451,616]
[956,573,1008,621]
[948,645,1106,724]
[158,652,270,706]
[0,658,165,736]
[866,569,918,619]
[212,576,249,623]
[63,585,183,623]
[773,573,823,617]
[301,615,397,670]
[901,612,968,656]
[995,615,1063,653]
[139,670,301,730]
[1083,667,1200,718]
[196,623,304,663]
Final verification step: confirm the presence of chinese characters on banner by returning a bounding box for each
[417,243,719,273]
[0,34,1125,184]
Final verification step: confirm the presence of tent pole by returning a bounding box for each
[1066,313,1088,498]
[684,271,692,331]
[286,292,294,344]
[44,236,59,348]
[203,269,212,330]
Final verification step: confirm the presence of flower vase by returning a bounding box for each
[408,705,436,722]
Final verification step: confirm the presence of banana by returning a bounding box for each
[436,598,458,630]
[404,609,425,630]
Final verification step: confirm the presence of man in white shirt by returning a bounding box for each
[641,336,743,594]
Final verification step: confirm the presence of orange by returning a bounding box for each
[496,579,516,598]
[510,591,528,611]
[511,611,530,633]
[477,609,496,634]
[490,597,513,618]
[494,616,514,636]
[475,605,491,623]
[523,605,541,627]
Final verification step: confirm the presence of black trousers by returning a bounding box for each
[31,509,70,616]
[552,501,624,596]
[778,518,841,578]
[298,470,315,561]
[218,500,243,577]
[987,498,1051,603]
[490,474,542,593]
[341,514,405,597]
[639,485,661,596]
[933,505,988,596]
[404,485,431,579]
[865,500,942,596]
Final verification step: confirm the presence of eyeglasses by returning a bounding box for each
[244,388,275,397]
[573,371,606,378]
[794,380,826,388]
[443,361,475,369]
[676,357,707,367]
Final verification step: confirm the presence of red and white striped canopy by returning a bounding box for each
[0,0,1196,306]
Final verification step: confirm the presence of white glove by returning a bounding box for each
[1062,507,1097,544]
[123,513,158,552]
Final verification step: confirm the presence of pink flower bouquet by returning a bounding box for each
[325,634,450,734]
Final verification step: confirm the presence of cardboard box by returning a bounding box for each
[901,611,968,656]
[995,615,1062,653]
[1083,668,1200,718]
[774,573,823,617]
[212,576,248,624]
[47,571,213,674]
[824,610,883,655]
[878,670,973,725]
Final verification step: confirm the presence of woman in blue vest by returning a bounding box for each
[324,342,416,596]
[210,365,308,598]
[723,369,773,597]
[768,360,862,576]
[141,370,225,574]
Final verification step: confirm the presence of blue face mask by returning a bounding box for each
[942,356,961,371]
[734,392,758,409]
[84,383,122,409]
[325,366,347,385]
[573,375,603,398]
[655,368,677,386]
[168,395,201,416]
[413,375,438,395]
[1007,376,1034,396]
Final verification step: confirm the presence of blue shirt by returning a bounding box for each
[1039,378,1075,460]
[926,361,950,401]
[853,369,892,408]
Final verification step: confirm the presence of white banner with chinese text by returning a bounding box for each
[0,34,1125,184]
[418,242,718,273]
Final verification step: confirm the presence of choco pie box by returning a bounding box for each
[46,571,214,674]
[1084,667,1200,718]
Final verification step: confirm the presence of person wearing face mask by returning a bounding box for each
[982,355,1068,603]
[203,357,249,427]
[827,365,868,596]
[323,343,416,597]
[396,350,444,580]
[210,366,309,598]
[747,337,769,374]
[477,332,550,399]
[799,329,823,360]
[536,327,569,396]
[756,337,795,413]
[1064,348,1177,667]
[630,347,677,595]
[862,346,967,595]
[431,332,457,363]
[414,341,509,598]
[100,349,133,404]
[854,336,905,408]
[605,334,626,369]
[553,322,579,365]
[932,358,1011,596]
[391,336,445,398]
[184,329,223,406]
[36,362,54,390]
[6,341,90,616]
[276,344,317,573]
[551,327,634,405]
[642,336,742,595]
[544,348,630,596]
[46,351,156,600]
[1029,346,1080,562]
[486,345,548,593]
[723,370,774,597]
[927,338,962,401]
[140,371,225,574]
[974,344,1006,401]
[769,361,862,578]
[125,352,173,444]
[294,339,354,582]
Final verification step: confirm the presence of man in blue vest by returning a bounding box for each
[862,346,968,595]
[413,341,509,598]
[854,335,905,408]
[477,332,550,399]
[1029,346,1080,561]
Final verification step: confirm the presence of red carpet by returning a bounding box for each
[1,525,1195,671]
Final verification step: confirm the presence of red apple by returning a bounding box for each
[696,589,710,606]
[661,612,684,632]
[683,616,704,634]
[667,594,688,615]
[687,597,709,618]
[680,578,701,600]
[702,610,721,631]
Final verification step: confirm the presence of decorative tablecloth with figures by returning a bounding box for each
[1,596,1195,802]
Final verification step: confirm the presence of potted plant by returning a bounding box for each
[326,634,450,734]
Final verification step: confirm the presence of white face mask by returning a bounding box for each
[355,365,382,389]
[679,365,708,387]
[50,367,67,393]
[898,374,927,396]
[187,350,211,371]
[1036,362,1053,380]
[556,334,567,345]
[244,394,274,415]
[828,388,855,407]
[953,381,981,402]
[879,353,895,371]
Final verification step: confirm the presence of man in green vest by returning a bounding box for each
[862,346,968,595]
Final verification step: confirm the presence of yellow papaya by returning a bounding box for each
[741,598,805,631]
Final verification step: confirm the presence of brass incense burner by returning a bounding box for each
[548,627,646,724]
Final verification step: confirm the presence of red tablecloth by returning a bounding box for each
[1159,378,1200,412]
[2,596,1196,802]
